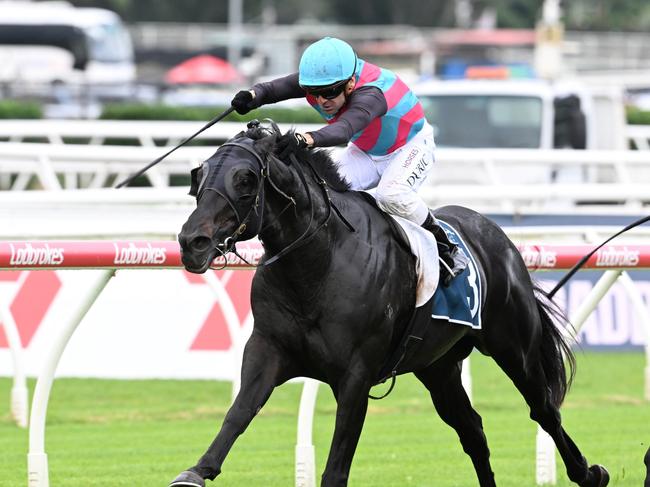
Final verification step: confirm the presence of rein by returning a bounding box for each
[207,140,355,268]
[115,106,235,188]
[261,152,330,265]
[263,152,356,265]
[547,214,650,298]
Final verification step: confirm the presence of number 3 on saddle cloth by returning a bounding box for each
[390,216,482,329]
[431,220,482,329]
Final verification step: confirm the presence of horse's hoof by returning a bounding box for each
[581,465,609,487]
[169,470,205,487]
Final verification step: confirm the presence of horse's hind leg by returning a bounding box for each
[490,346,608,486]
[415,356,496,487]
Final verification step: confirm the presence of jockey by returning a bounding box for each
[230,36,467,285]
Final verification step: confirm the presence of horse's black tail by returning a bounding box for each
[534,284,577,408]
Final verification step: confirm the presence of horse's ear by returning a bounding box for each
[188,165,202,196]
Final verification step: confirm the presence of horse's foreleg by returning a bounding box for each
[171,332,293,486]
[320,369,373,487]
[416,358,496,487]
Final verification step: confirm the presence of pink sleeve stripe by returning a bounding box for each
[357,62,381,85]
[352,118,383,152]
[386,104,425,153]
[383,78,410,107]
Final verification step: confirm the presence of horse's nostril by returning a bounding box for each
[190,236,212,253]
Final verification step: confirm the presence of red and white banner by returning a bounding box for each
[0,240,264,269]
[0,241,649,379]
[518,244,650,270]
[0,267,255,379]
[1,240,650,271]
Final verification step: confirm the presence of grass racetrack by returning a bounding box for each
[1,351,648,486]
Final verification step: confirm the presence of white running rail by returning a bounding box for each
[0,120,319,146]
[0,120,647,150]
[1,144,650,212]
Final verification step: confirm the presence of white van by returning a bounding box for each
[0,1,135,89]
[413,77,627,151]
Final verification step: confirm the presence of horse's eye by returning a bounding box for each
[237,174,257,190]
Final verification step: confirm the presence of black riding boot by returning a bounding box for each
[422,213,466,286]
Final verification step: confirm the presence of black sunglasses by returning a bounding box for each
[302,78,350,100]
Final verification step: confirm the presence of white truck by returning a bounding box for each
[0,1,135,92]
[413,78,627,151]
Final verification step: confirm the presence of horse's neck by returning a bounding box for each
[259,178,334,269]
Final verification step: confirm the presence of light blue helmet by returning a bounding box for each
[298,37,357,87]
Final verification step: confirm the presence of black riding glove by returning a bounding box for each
[276,132,309,160]
[231,90,256,114]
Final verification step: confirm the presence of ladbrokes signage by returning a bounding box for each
[9,243,65,266]
[520,246,557,269]
[113,243,167,265]
[595,247,640,267]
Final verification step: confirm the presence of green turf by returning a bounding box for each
[1,351,648,486]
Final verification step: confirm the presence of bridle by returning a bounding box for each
[192,139,269,261]
[193,131,354,268]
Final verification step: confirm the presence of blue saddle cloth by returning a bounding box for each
[430,220,483,329]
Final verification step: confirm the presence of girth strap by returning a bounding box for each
[370,294,435,399]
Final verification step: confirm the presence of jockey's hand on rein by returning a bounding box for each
[231,90,256,115]
[276,132,309,160]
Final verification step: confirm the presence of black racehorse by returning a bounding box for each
[173,122,609,487]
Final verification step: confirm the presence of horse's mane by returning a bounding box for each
[240,123,351,193]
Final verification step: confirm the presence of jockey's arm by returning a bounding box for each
[249,75,387,149]
[250,73,305,105]
[307,87,387,148]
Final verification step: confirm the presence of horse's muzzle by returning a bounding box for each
[178,234,218,274]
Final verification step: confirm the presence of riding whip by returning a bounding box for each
[115,106,235,188]
[547,214,650,299]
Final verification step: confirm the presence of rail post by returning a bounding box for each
[0,299,29,427]
[27,270,114,487]
[617,272,650,401]
[295,379,319,487]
